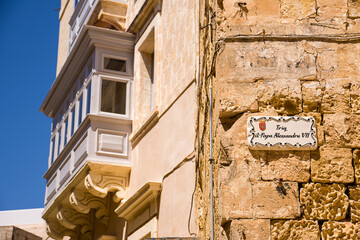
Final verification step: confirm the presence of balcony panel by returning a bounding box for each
[97,129,128,157]
[74,134,88,168]
[44,116,132,209]
[59,155,71,186]
[46,174,57,203]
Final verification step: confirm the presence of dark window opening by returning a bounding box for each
[104,57,126,72]
[101,80,127,115]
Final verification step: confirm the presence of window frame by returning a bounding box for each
[98,75,130,118]
[101,53,130,76]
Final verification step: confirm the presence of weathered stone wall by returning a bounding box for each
[57,0,74,75]
[198,0,360,239]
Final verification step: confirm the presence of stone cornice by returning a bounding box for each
[126,0,162,34]
[115,182,161,219]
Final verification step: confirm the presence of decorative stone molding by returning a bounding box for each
[127,0,163,34]
[46,220,76,240]
[116,182,161,235]
[69,190,109,224]
[43,162,130,239]
[85,172,127,202]
[57,205,93,234]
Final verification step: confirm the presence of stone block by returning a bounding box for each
[317,45,360,81]
[257,78,303,115]
[354,149,360,184]
[271,220,320,240]
[220,166,300,219]
[316,125,325,147]
[299,112,324,146]
[300,183,349,220]
[280,0,316,20]
[219,82,259,117]
[321,221,360,239]
[316,0,347,18]
[216,42,316,84]
[252,181,301,219]
[321,78,350,114]
[324,114,360,148]
[346,18,360,33]
[261,151,310,182]
[351,83,360,113]
[301,81,322,112]
[222,219,271,240]
[348,0,360,18]
[350,200,360,222]
[220,0,280,25]
[311,147,354,183]
[349,186,360,222]
[220,110,278,147]
[219,142,265,219]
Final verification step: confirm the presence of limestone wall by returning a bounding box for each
[198,0,360,239]
[128,0,198,236]
[57,0,74,75]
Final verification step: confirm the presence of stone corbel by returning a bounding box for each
[97,11,126,31]
[46,220,77,240]
[57,205,93,235]
[69,190,109,224]
[84,172,126,203]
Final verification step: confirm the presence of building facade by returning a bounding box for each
[41,0,360,239]
[198,0,360,239]
[41,0,197,239]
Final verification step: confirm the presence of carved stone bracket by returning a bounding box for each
[46,220,77,240]
[57,205,94,234]
[69,190,109,225]
[85,172,126,203]
[98,11,126,31]
[43,162,130,239]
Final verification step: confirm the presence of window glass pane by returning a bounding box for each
[51,138,55,164]
[86,83,91,114]
[64,118,68,146]
[101,80,126,115]
[71,108,75,136]
[86,59,92,78]
[52,118,57,132]
[78,95,83,126]
[104,58,126,72]
[57,128,62,156]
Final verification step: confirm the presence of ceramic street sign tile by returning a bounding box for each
[247,116,317,150]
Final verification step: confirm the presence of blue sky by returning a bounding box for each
[0,1,59,210]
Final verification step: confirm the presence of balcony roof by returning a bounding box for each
[40,26,134,118]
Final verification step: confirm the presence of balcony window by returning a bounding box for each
[64,117,69,146]
[86,83,91,114]
[78,94,83,126]
[57,127,62,156]
[52,118,57,132]
[101,80,127,115]
[104,57,126,73]
[71,107,75,137]
[86,59,93,78]
[50,138,55,164]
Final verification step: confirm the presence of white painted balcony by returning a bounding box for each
[69,0,127,52]
[41,26,134,209]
